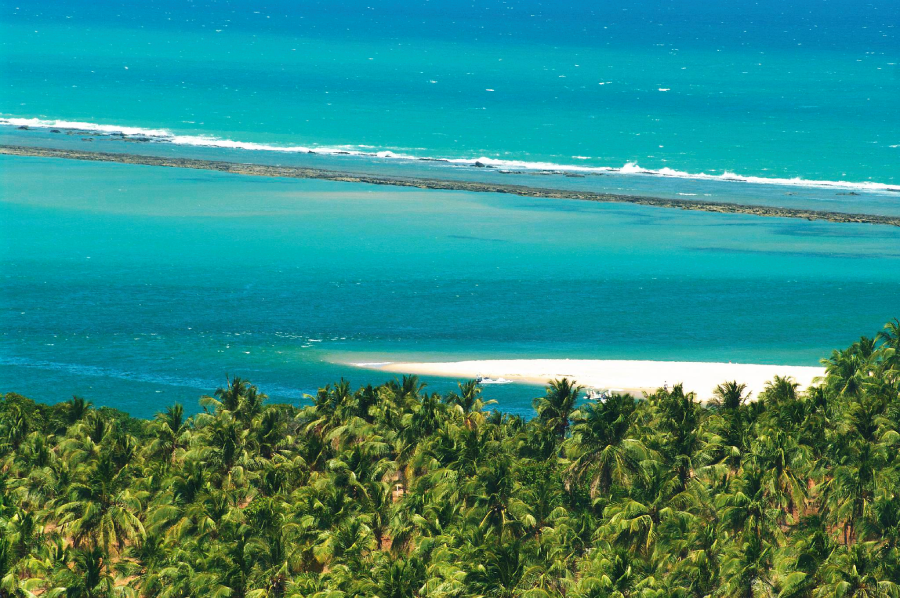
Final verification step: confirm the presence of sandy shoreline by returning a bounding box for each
[2,145,899,227]
[350,359,825,401]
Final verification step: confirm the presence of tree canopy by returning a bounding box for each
[1,320,900,597]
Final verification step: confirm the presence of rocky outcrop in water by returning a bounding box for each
[1,145,897,227]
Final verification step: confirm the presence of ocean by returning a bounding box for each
[2,0,898,187]
[1,0,899,417]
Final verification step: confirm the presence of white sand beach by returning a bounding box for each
[351,359,825,401]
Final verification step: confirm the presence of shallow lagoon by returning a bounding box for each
[2,156,899,417]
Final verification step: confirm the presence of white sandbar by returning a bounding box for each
[350,359,824,401]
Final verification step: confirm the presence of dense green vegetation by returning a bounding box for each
[2,320,900,598]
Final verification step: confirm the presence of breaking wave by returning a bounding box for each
[3,116,899,194]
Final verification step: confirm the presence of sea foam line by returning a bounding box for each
[3,116,899,194]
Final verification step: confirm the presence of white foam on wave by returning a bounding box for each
[3,117,171,138]
[3,116,899,194]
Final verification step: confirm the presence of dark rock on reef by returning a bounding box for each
[17,126,29,130]
[51,129,61,133]
[1,145,897,228]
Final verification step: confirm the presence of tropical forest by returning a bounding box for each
[1,320,900,598]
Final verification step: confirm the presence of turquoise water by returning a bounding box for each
[2,156,899,417]
[2,1,899,417]
[2,0,899,187]
[5,128,900,219]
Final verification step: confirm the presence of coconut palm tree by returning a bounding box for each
[150,404,190,464]
[45,546,115,598]
[55,454,146,557]
[534,378,583,439]
[815,542,900,598]
[566,394,648,497]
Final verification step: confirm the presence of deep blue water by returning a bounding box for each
[2,0,898,186]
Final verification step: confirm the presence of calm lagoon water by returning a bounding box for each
[2,156,899,417]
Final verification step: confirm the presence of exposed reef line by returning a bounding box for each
[2,145,898,227]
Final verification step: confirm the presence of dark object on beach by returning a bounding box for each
[473,161,488,167]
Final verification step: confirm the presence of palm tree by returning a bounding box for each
[371,555,426,598]
[859,494,900,582]
[313,516,376,570]
[465,539,528,598]
[566,394,648,497]
[716,531,776,598]
[747,428,810,524]
[534,378,583,439]
[775,514,834,598]
[150,404,190,464]
[824,438,882,546]
[875,319,900,384]
[446,381,496,430]
[601,461,703,559]
[46,546,115,598]
[815,542,900,598]
[715,467,783,550]
[205,376,267,423]
[761,375,800,406]
[63,396,93,426]
[55,454,146,557]
[711,381,750,412]
[877,318,900,349]
[465,456,533,539]
[576,547,651,598]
